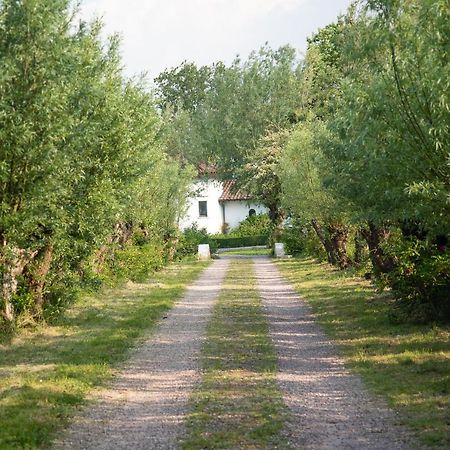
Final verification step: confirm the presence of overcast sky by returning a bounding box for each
[80,0,354,81]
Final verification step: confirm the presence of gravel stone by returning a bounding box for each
[53,259,229,450]
[254,257,417,450]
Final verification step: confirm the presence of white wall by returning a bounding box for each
[223,201,268,230]
[179,180,224,234]
[179,180,269,234]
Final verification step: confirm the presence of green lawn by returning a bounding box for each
[0,260,208,450]
[276,257,450,449]
[182,259,290,449]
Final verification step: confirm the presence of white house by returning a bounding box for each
[179,178,268,235]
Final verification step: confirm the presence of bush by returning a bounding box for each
[279,219,326,258]
[228,214,272,237]
[11,279,35,315]
[104,241,166,283]
[383,237,450,323]
[278,219,306,255]
[176,225,218,258]
[42,272,82,322]
[212,235,269,249]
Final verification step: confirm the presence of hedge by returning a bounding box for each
[212,235,269,249]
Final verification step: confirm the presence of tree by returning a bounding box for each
[325,0,450,233]
[154,62,212,114]
[241,129,288,225]
[275,20,355,268]
[283,0,450,318]
[279,119,352,268]
[0,0,191,323]
[0,0,80,321]
[154,45,303,176]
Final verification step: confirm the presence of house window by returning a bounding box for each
[249,208,256,217]
[199,201,208,217]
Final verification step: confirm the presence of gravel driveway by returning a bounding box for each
[54,255,419,450]
[53,259,229,450]
[255,257,416,450]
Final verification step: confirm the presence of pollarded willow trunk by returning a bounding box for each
[1,245,38,322]
[327,223,351,269]
[92,245,109,275]
[92,222,135,274]
[164,232,179,262]
[311,219,336,265]
[27,244,54,316]
[361,222,395,273]
[354,228,366,266]
[113,222,134,248]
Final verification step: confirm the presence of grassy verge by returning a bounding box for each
[0,260,208,450]
[182,259,289,449]
[276,257,450,449]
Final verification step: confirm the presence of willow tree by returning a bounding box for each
[0,0,189,324]
[274,19,356,268]
[0,0,81,321]
[311,0,450,319]
[155,45,303,174]
[279,118,353,268]
[327,0,450,234]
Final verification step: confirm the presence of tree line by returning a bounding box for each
[0,0,192,326]
[155,0,449,322]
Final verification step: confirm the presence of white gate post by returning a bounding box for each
[198,244,211,260]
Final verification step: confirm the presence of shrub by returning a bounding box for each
[42,273,82,322]
[11,279,35,315]
[176,225,218,258]
[279,219,326,258]
[383,237,450,323]
[212,235,269,249]
[104,241,166,283]
[228,214,272,237]
[278,219,305,255]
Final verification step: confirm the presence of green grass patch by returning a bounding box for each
[219,247,271,256]
[181,260,290,450]
[276,257,450,449]
[0,260,208,450]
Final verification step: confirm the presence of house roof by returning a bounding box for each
[219,180,252,202]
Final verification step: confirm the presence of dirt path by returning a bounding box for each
[254,257,415,450]
[54,255,418,450]
[53,259,229,450]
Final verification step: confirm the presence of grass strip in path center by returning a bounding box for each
[181,258,290,450]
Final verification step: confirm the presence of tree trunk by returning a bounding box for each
[311,219,336,265]
[27,244,54,316]
[354,228,366,266]
[269,205,284,249]
[327,223,351,269]
[92,245,109,275]
[361,222,395,273]
[113,222,134,248]
[268,204,280,224]
[92,222,135,274]
[164,231,178,262]
[1,245,38,322]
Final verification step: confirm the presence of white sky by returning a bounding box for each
[80,0,354,82]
